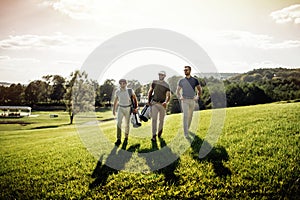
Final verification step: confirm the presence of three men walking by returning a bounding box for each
[113,66,202,145]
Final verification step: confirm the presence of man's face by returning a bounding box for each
[158,73,165,81]
[184,67,191,76]
[119,82,127,89]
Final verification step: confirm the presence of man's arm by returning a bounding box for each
[162,91,171,108]
[165,91,171,103]
[176,86,183,100]
[132,93,138,113]
[112,96,118,116]
[147,87,154,105]
[196,85,202,97]
[194,85,202,101]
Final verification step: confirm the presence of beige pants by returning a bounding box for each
[181,99,195,136]
[117,106,131,139]
[151,103,166,137]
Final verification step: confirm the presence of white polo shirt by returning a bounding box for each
[115,88,134,106]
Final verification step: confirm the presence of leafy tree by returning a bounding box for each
[64,70,95,124]
[0,86,8,105]
[50,75,66,103]
[92,81,102,107]
[225,83,246,107]
[167,75,182,94]
[127,79,142,101]
[99,79,116,106]
[42,75,66,103]
[167,95,181,114]
[5,84,25,105]
[25,80,49,105]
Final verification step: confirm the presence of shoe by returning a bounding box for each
[115,139,121,146]
[151,137,156,142]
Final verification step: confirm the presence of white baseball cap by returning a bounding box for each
[158,71,166,75]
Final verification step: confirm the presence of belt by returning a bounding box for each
[153,99,165,103]
[183,96,194,99]
[119,105,131,107]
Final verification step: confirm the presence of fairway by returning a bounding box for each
[0,102,299,199]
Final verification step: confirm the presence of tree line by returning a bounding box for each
[1,68,299,114]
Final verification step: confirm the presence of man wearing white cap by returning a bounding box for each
[147,71,171,141]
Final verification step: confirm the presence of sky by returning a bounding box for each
[0,0,300,84]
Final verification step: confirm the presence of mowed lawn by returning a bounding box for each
[0,103,299,199]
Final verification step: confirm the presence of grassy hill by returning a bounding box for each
[0,102,299,199]
[229,67,300,83]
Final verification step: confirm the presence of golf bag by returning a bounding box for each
[139,105,151,122]
[128,88,141,128]
[131,111,141,128]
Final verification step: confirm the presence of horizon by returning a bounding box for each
[1,66,299,86]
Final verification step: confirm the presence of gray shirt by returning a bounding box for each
[178,77,199,98]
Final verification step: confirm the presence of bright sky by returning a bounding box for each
[0,0,299,84]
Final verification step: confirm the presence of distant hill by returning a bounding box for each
[195,73,240,80]
[228,68,300,83]
[0,82,11,87]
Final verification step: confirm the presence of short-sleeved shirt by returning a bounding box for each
[178,77,199,98]
[115,88,135,106]
[151,80,170,102]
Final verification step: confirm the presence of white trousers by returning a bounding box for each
[151,103,166,137]
[181,99,195,136]
[117,106,131,139]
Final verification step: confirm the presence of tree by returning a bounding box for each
[6,84,25,105]
[99,79,116,106]
[167,75,183,94]
[225,83,246,107]
[127,79,142,101]
[167,95,181,114]
[25,80,49,105]
[64,70,95,124]
[42,75,66,103]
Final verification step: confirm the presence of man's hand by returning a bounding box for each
[162,102,167,109]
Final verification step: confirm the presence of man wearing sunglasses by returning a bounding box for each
[176,66,202,138]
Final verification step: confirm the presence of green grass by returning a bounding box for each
[0,102,299,199]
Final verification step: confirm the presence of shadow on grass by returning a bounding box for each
[0,121,31,125]
[139,137,180,185]
[157,137,180,184]
[189,132,231,178]
[31,123,69,129]
[89,143,140,188]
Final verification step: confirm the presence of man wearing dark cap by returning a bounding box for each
[147,71,171,141]
[113,79,138,146]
